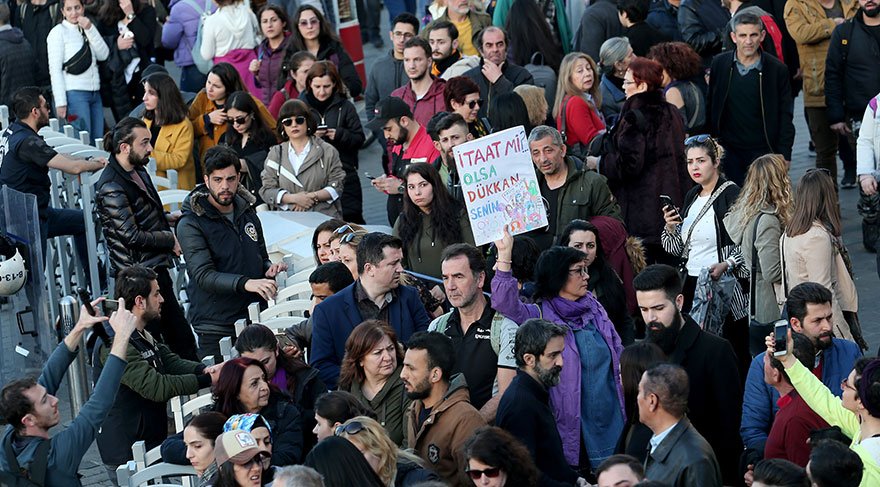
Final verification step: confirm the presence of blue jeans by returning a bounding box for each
[65,90,104,143]
[179,64,208,95]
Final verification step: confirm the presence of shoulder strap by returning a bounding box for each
[780,233,789,296]
[841,19,854,65]
[560,96,570,140]
[182,0,207,15]
[3,434,21,474]
[682,181,735,260]
[749,213,764,319]
[489,313,505,356]
[28,439,50,486]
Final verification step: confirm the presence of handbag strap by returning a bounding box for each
[681,180,735,260]
[560,95,570,142]
[749,213,764,320]
[781,233,789,296]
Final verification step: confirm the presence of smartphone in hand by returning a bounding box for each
[773,319,789,357]
[76,287,111,345]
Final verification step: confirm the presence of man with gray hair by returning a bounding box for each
[496,318,588,487]
[273,465,325,487]
[526,125,621,248]
[639,363,722,487]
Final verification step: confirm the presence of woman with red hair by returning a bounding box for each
[444,76,490,138]
[599,57,691,265]
[647,41,706,134]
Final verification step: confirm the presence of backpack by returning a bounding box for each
[430,311,507,356]
[182,0,213,74]
[524,52,557,108]
[1,436,50,487]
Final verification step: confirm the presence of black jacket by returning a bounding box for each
[12,0,62,87]
[176,185,271,335]
[301,91,365,171]
[496,370,579,487]
[665,315,743,485]
[96,6,159,117]
[680,176,740,249]
[463,59,534,120]
[707,50,795,159]
[678,0,730,62]
[625,21,671,57]
[645,417,723,487]
[647,0,682,42]
[574,0,625,59]
[95,154,175,272]
[0,27,37,107]
[825,12,880,123]
[317,40,363,99]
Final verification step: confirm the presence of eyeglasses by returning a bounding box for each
[465,467,501,480]
[622,79,636,86]
[467,99,483,109]
[568,266,589,276]
[841,378,855,392]
[231,114,251,126]
[299,17,320,27]
[392,31,415,39]
[684,134,712,145]
[281,116,307,127]
[334,421,365,436]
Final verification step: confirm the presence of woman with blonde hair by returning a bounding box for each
[553,52,605,155]
[513,85,550,128]
[781,169,866,349]
[723,154,792,346]
[335,416,440,486]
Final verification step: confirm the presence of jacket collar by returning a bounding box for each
[107,154,163,206]
[669,315,701,365]
[649,416,693,463]
[515,369,550,403]
[411,373,473,435]
[183,184,256,219]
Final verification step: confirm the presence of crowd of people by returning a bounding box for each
[3,0,880,485]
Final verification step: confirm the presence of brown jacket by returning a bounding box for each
[187,89,276,162]
[781,223,857,340]
[405,374,486,486]
[784,0,857,107]
[259,137,346,218]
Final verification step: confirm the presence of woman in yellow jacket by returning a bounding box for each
[771,331,880,487]
[142,72,196,190]
[188,62,276,165]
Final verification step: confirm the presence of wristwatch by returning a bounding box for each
[397,183,405,194]
[126,12,136,20]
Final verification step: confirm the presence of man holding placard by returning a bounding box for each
[526,125,621,248]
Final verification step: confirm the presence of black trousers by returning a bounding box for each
[147,267,198,360]
[341,168,365,224]
[721,146,767,187]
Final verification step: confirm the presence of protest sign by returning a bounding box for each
[452,126,548,245]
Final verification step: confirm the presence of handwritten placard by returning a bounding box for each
[452,126,548,245]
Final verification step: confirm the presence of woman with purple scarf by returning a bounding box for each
[491,226,626,473]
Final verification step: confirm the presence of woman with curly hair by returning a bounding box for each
[723,154,792,340]
[647,41,706,133]
[392,162,474,280]
[461,426,539,487]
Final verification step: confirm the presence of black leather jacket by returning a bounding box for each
[95,154,175,272]
[645,417,723,487]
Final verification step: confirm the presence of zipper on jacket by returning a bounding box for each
[759,71,773,152]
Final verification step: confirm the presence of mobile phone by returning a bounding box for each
[659,194,676,211]
[317,124,328,131]
[773,319,789,357]
[364,172,377,180]
[78,288,111,345]
[102,299,120,316]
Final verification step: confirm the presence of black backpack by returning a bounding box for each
[1,435,50,487]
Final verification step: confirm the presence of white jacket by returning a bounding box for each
[857,94,880,177]
[200,2,259,60]
[46,20,109,108]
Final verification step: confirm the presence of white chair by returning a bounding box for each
[71,148,110,159]
[284,266,315,286]
[171,392,215,433]
[117,460,198,487]
[260,299,312,320]
[158,189,190,210]
[43,136,82,147]
[269,280,311,306]
[220,336,236,361]
[131,440,162,471]
[54,143,97,154]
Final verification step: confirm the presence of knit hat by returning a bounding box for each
[213,431,262,466]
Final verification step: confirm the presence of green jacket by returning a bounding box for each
[347,366,412,447]
[492,0,572,54]
[542,157,621,237]
[393,210,475,280]
[422,9,493,46]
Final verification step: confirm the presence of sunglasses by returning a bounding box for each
[334,421,365,436]
[684,134,712,145]
[465,467,501,480]
[334,224,353,234]
[281,116,307,127]
[241,452,269,469]
[231,114,251,126]
[467,99,483,109]
[340,232,359,244]
[299,17,320,27]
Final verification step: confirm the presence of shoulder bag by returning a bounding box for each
[63,27,93,75]
[678,180,735,280]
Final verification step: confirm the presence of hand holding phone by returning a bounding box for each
[773,320,789,357]
[76,288,111,345]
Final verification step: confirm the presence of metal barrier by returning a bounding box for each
[59,296,91,416]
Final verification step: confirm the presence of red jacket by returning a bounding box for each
[557,94,605,147]
[391,78,447,127]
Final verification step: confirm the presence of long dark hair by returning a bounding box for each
[304,436,385,487]
[533,246,588,301]
[397,162,464,249]
[288,5,340,53]
[504,0,562,71]
[212,357,279,416]
[223,91,278,149]
[143,73,188,126]
[620,341,666,421]
[461,427,538,487]
[208,63,247,101]
[313,391,377,425]
[787,169,841,238]
[489,92,532,133]
[234,323,309,396]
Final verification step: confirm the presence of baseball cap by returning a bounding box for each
[365,97,413,131]
[214,431,263,466]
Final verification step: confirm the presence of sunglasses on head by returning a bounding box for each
[231,114,251,126]
[465,467,501,480]
[340,232,358,244]
[684,134,712,145]
[281,116,307,127]
[334,224,353,234]
[467,99,483,109]
[334,421,365,436]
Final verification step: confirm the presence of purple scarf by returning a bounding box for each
[541,294,626,465]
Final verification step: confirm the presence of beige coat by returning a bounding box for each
[724,208,785,323]
[259,137,346,218]
[781,223,857,340]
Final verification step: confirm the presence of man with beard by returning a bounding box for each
[741,282,862,458]
[311,232,431,388]
[496,319,588,487]
[463,27,535,120]
[366,97,440,225]
[0,86,105,276]
[633,264,742,485]
[365,13,418,133]
[432,113,472,204]
[423,0,492,57]
[95,117,197,360]
[828,0,880,189]
[391,37,447,127]
[176,146,287,360]
[427,21,464,78]
[430,244,518,417]
[401,331,486,486]
[95,265,218,483]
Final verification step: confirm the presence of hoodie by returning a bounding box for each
[404,374,487,486]
[0,25,37,107]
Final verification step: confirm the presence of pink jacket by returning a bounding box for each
[391,77,447,127]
